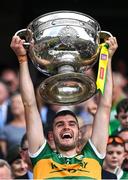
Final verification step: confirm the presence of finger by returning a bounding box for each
[15,36,21,44]
[106,37,115,47]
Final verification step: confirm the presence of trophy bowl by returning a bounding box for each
[15,10,112,105]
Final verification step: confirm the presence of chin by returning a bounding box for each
[60,143,76,151]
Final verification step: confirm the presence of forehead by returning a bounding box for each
[12,158,22,165]
[107,144,124,151]
[54,114,77,123]
[118,111,128,116]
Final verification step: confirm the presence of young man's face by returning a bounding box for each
[116,111,128,128]
[52,114,79,151]
[104,144,125,169]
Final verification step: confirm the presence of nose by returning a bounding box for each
[63,122,70,129]
[112,152,118,158]
[21,160,28,170]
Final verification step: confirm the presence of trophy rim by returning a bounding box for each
[27,10,101,31]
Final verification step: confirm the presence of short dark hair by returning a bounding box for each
[53,110,78,123]
[6,145,21,165]
[116,98,128,114]
[107,135,125,146]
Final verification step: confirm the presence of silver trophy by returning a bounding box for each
[15,10,112,105]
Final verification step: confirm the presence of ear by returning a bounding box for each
[124,151,128,159]
[78,130,82,140]
[48,131,54,140]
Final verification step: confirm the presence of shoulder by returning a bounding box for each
[30,141,53,166]
[102,169,117,179]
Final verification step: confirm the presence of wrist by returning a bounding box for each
[18,55,28,64]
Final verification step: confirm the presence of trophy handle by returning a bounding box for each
[99,30,113,39]
[15,29,31,47]
[98,30,113,48]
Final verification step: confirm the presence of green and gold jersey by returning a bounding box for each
[30,140,104,179]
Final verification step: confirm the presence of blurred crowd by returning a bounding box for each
[0,57,128,179]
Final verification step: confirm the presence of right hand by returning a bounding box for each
[105,36,118,59]
[10,35,27,57]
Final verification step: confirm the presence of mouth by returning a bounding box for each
[111,160,118,164]
[61,132,72,139]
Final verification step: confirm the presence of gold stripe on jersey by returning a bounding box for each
[33,157,101,179]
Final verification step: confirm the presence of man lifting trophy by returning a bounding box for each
[10,10,118,179]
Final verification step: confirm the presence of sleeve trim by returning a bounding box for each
[88,139,105,159]
[29,139,47,158]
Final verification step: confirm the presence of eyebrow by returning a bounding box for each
[55,120,78,126]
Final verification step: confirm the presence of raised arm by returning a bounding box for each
[91,36,118,155]
[10,35,45,154]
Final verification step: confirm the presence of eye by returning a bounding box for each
[108,151,113,155]
[120,115,128,120]
[117,151,123,155]
[69,122,76,126]
[56,122,63,127]
[121,116,126,119]
[69,121,78,127]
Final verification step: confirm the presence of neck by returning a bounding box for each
[57,148,77,157]
[104,166,119,174]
